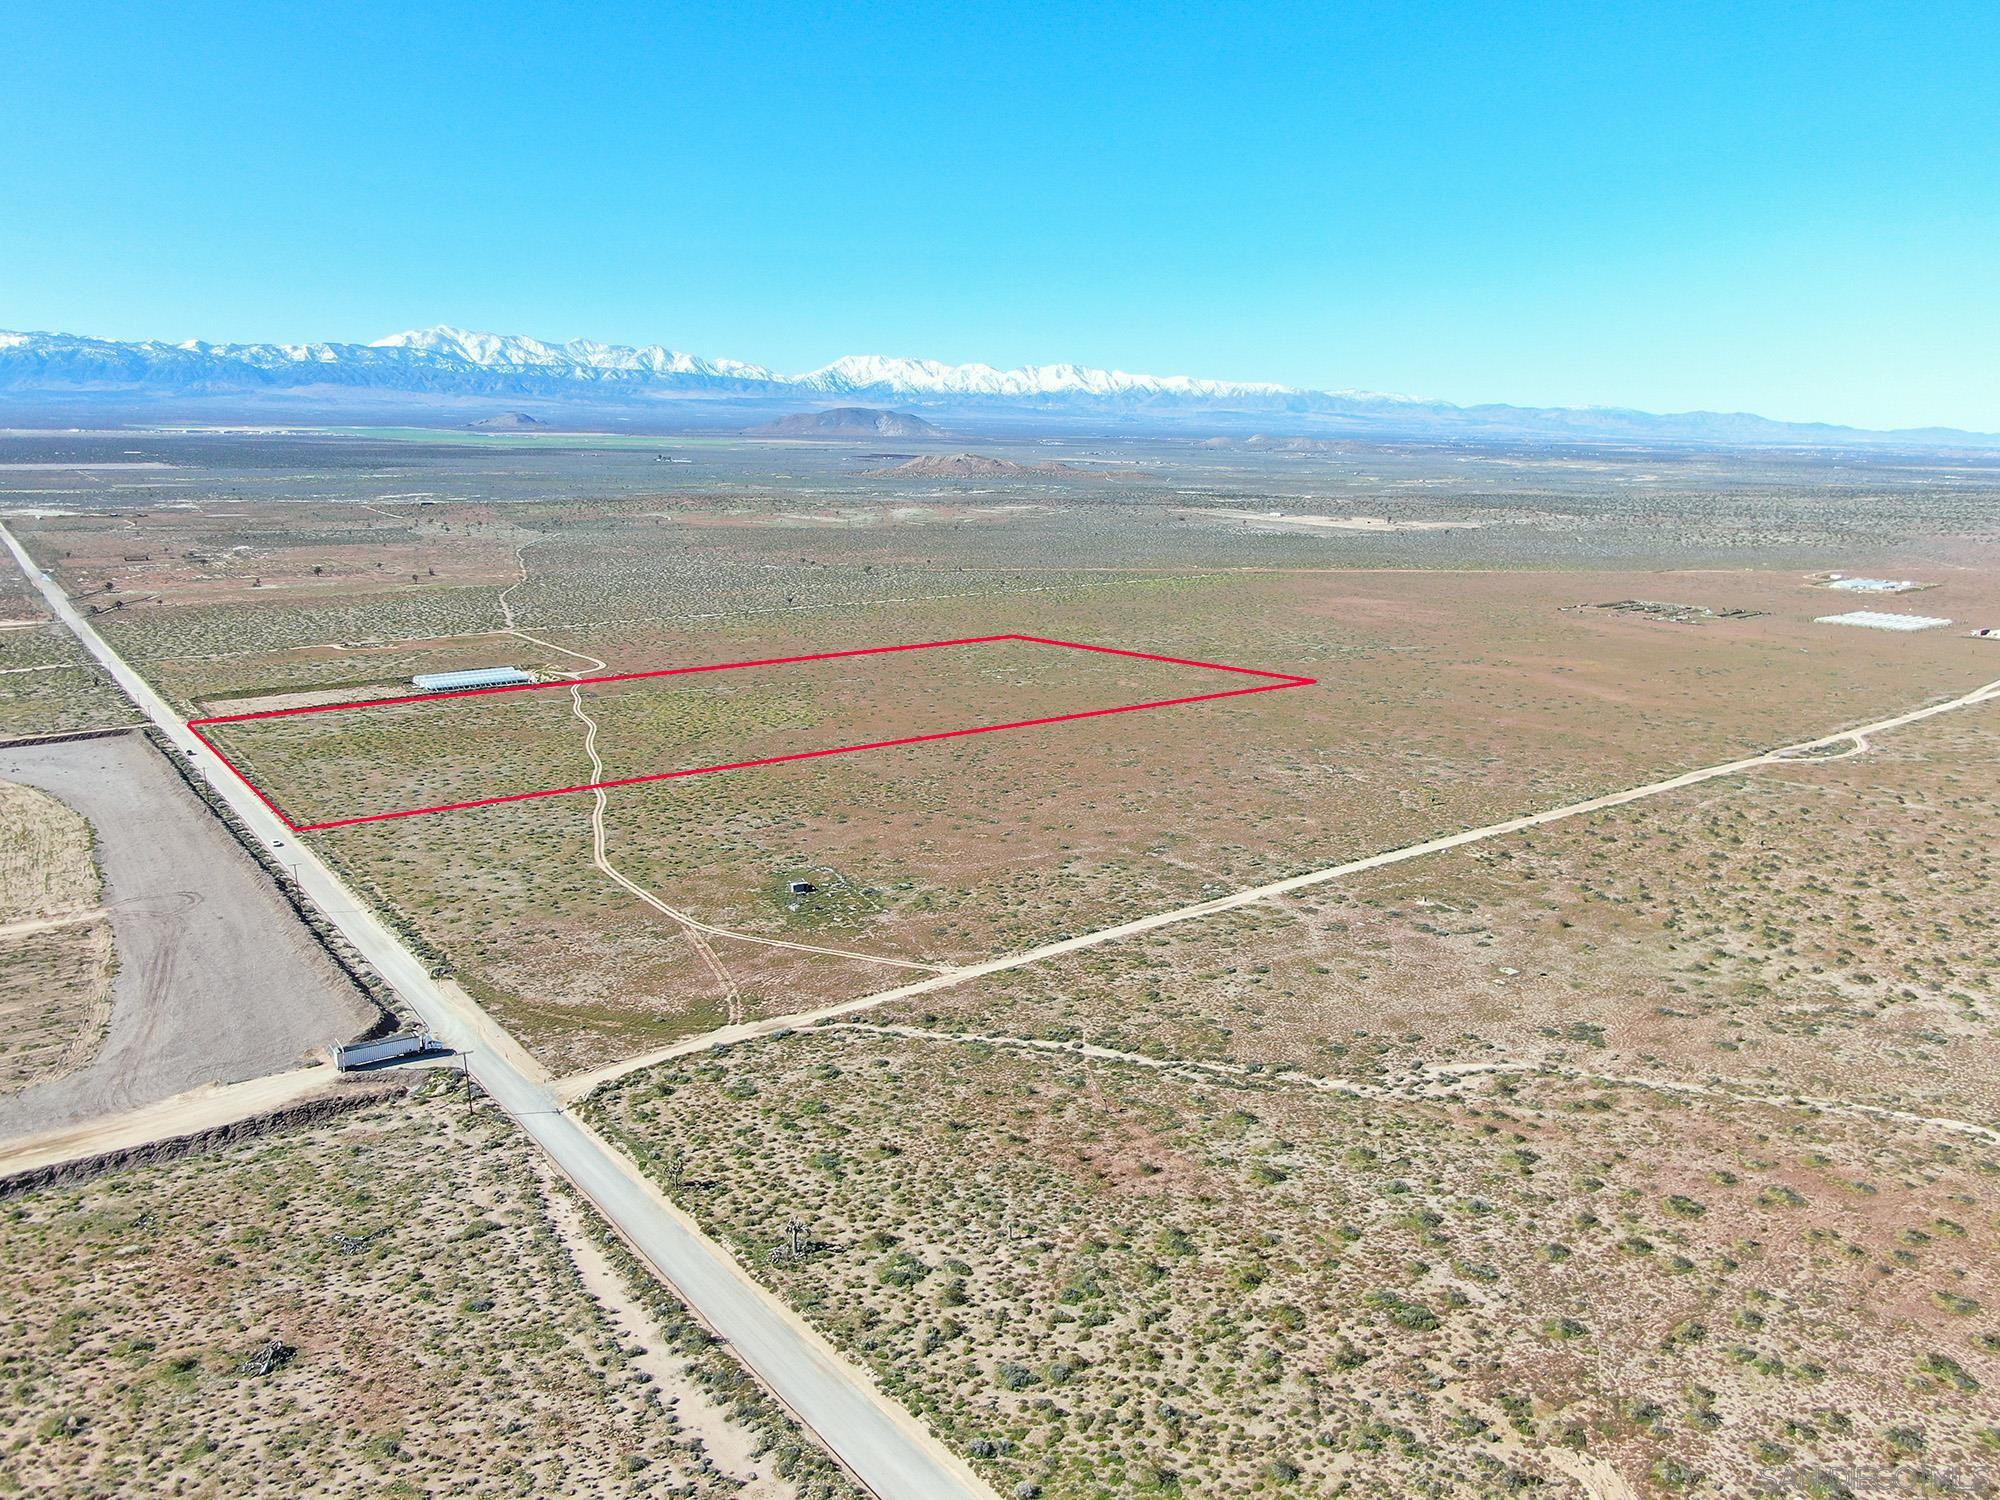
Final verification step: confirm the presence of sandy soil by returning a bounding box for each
[0,1063,350,1178]
[544,1186,793,1496]
[1194,508,1482,532]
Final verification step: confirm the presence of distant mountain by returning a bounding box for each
[1,324,1993,448]
[745,407,942,438]
[372,325,779,385]
[867,452,1144,479]
[0,326,783,400]
[788,353,1292,403]
[467,411,546,430]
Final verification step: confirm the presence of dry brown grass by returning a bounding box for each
[12,464,2000,1495]
[0,923,115,1094]
[0,778,112,1094]
[0,778,99,921]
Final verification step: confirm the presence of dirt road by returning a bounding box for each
[0,1063,344,1179]
[558,670,2000,1098]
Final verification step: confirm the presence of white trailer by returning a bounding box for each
[334,1028,442,1072]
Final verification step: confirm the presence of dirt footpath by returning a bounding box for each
[0,732,373,1140]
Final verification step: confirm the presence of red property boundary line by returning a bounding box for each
[187,633,1316,833]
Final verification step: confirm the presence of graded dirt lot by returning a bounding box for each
[0,1080,860,1499]
[0,732,373,1140]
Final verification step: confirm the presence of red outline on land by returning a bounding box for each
[187,633,1317,833]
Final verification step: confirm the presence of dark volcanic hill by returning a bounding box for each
[467,411,546,430]
[867,452,1027,478]
[745,407,942,438]
[866,452,1144,479]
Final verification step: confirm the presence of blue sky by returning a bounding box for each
[5,1,1996,429]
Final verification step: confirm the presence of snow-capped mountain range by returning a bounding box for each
[370,326,780,384]
[0,324,1990,446]
[0,324,1316,404]
[375,327,1320,401]
[377,325,1317,402]
[376,326,1343,402]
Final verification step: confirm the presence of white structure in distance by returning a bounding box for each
[1814,610,1953,632]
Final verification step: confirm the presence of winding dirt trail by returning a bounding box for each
[0,908,105,941]
[506,537,942,1028]
[813,1021,2000,1148]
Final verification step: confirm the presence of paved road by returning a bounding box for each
[0,523,989,1500]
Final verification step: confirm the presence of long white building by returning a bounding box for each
[410,666,538,691]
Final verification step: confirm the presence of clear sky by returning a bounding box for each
[5,1,1996,430]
